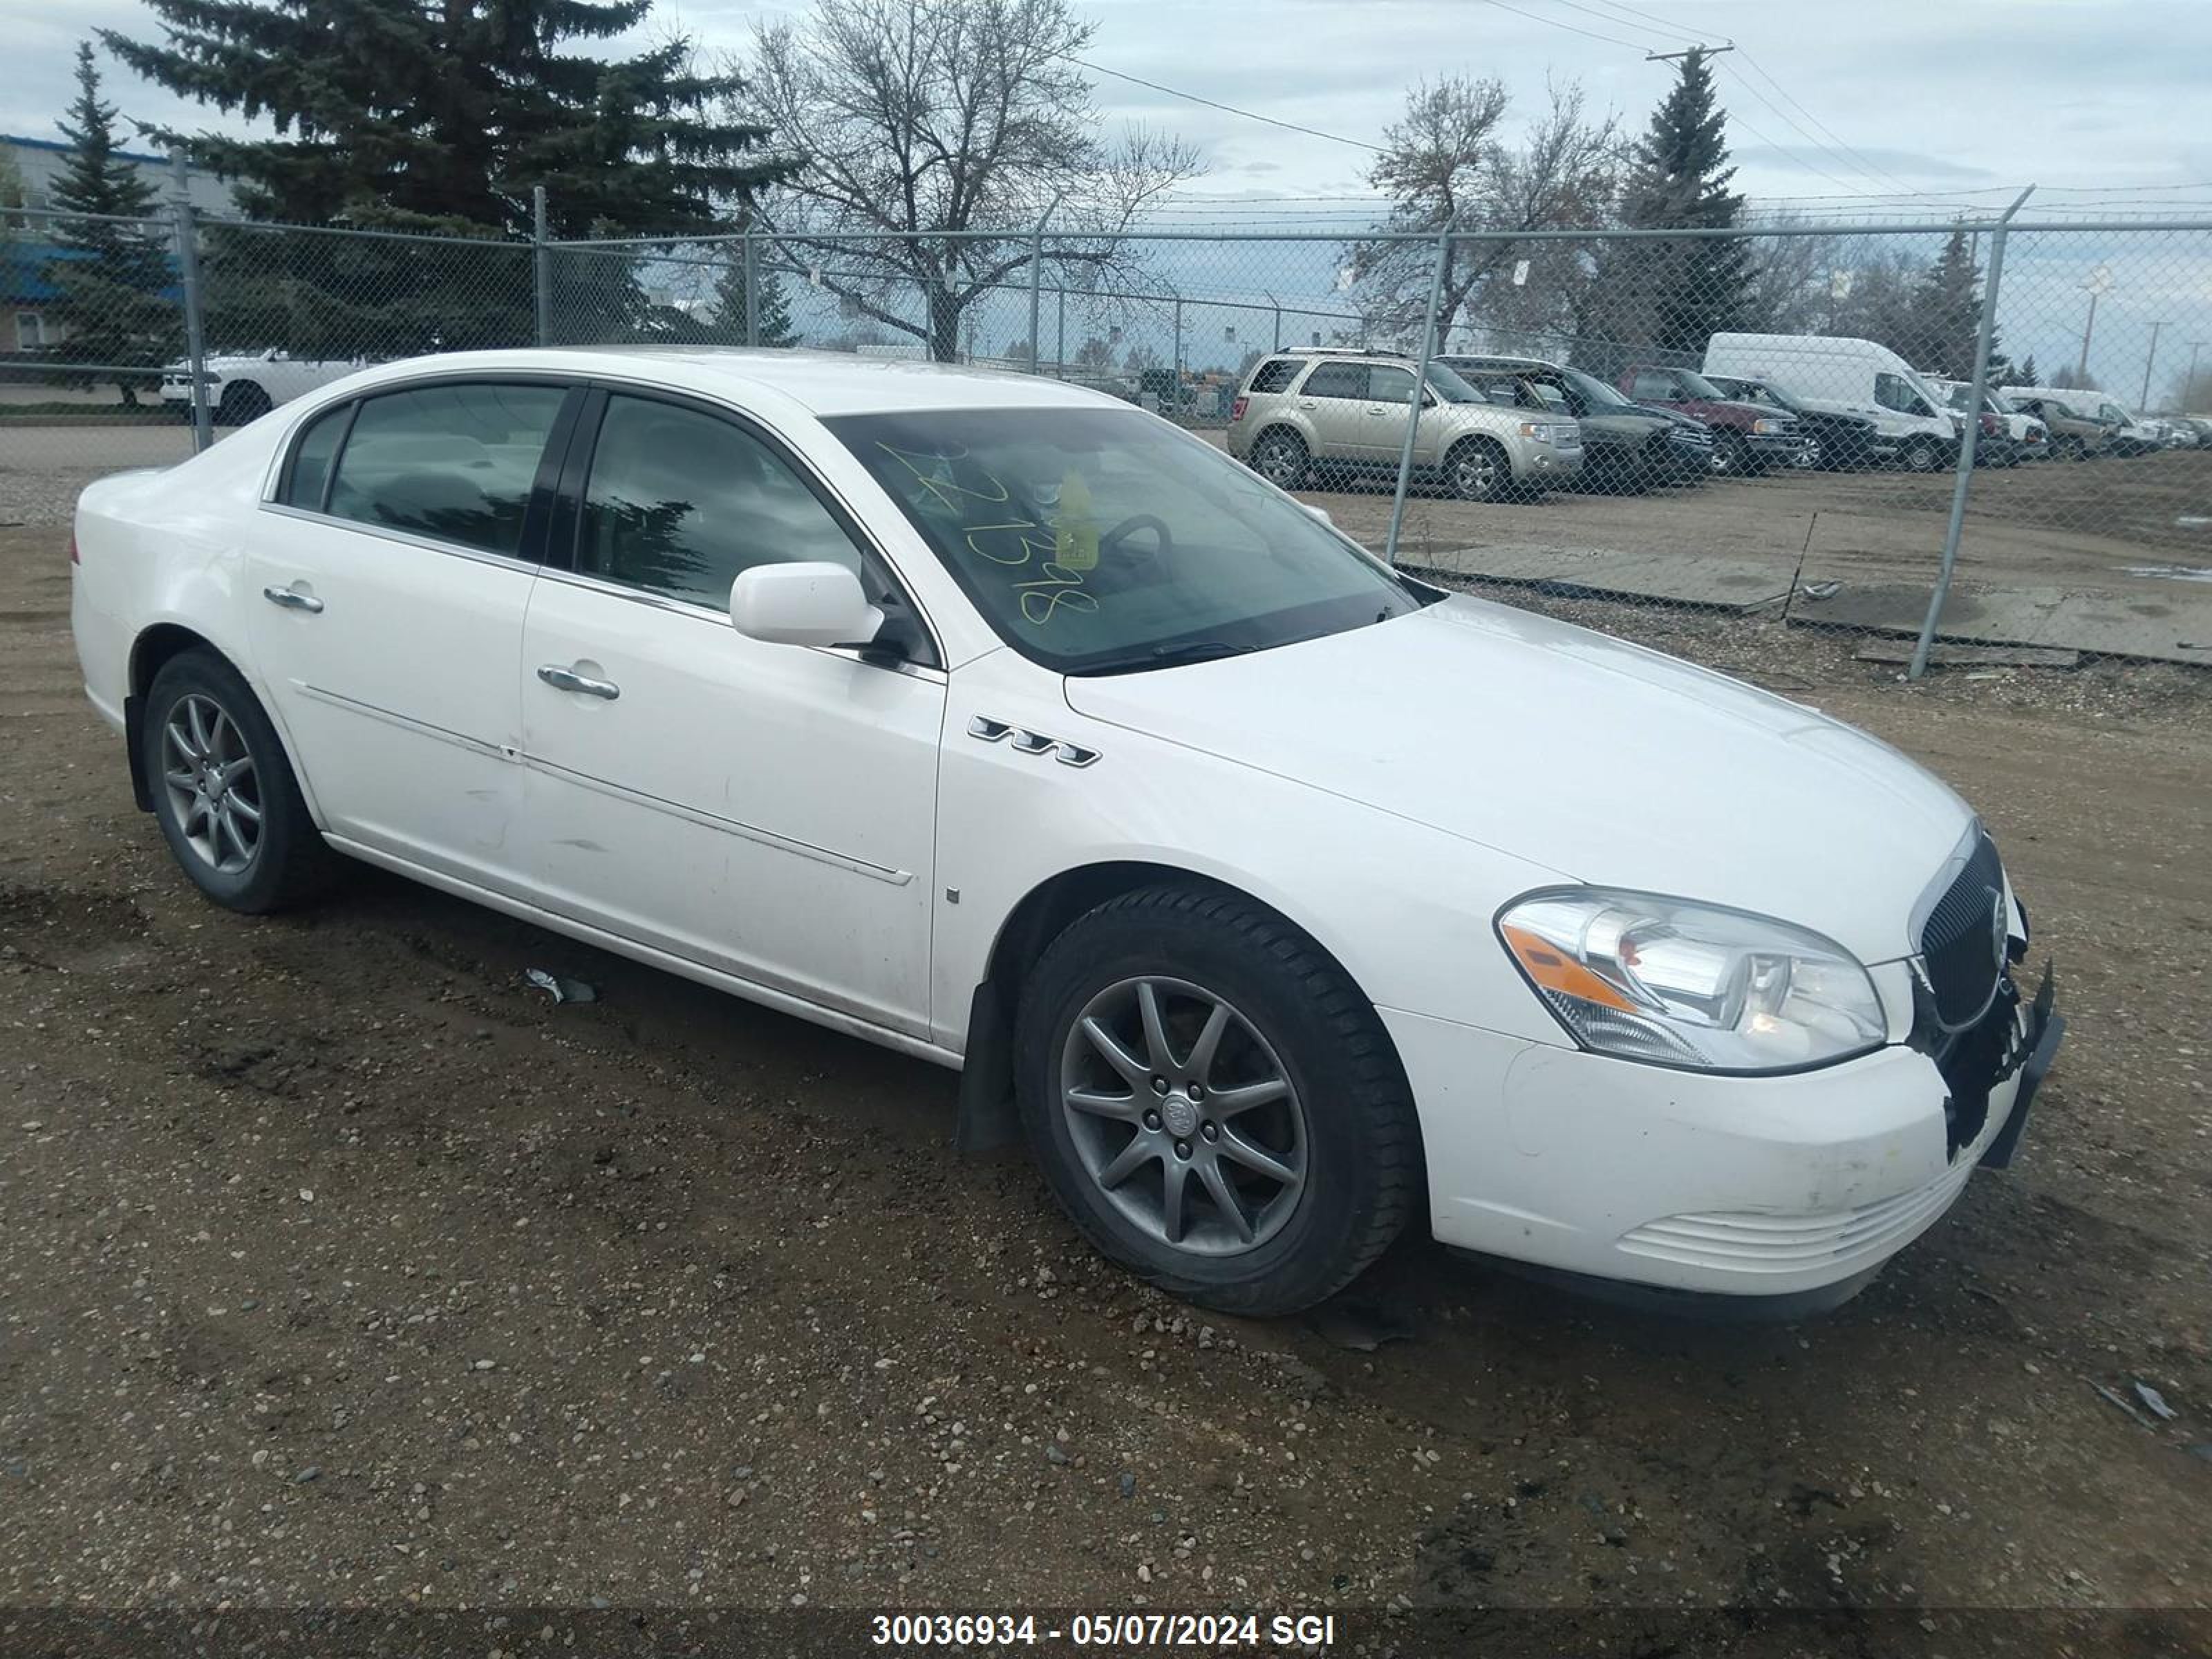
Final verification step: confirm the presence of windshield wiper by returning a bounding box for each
[1073,639,1259,677]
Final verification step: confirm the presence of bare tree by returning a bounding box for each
[1348,78,1620,351]
[738,0,1200,362]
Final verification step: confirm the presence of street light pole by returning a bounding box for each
[2139,319,2166,409]
[2186,341,2208,411]
[2077,272,2110,383]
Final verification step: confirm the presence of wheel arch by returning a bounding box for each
[125,624,317,825]
[953,859,1414,1159]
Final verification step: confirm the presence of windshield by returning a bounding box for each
[1556,366,1636,409]
[828,406,1422,675]
[1719,377,1796,413]
[1423,362,1484,403]
[1673,369,1730,400]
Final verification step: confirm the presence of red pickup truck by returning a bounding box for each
[1618,364,1815,476]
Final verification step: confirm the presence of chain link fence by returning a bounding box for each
[7,200,2209,679]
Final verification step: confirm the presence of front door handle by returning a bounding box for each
[536,664,620,701]
[262,585,324,613]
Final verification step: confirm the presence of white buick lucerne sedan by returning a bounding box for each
[70,348,2063,1318]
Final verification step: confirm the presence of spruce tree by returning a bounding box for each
[1604,48,1752,355]
[2019,353,2039,386]
[102,1,787,358]
[711,253,796,346]
[45,44,178,406]
[1908,227,1999,381]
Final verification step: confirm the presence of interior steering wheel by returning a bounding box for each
[1099,512,1173,562]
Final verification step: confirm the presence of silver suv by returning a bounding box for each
[1225,349,1582,501]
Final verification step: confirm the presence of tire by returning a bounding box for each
[217,381,272,427]
[142,648,341,913]
[1710,431,1750,476]
[1902,435,1943,473]
[1015,885,1421,1317]
[1248,429,1309,491]
[1797,435,1824,470]
[1444,436,1510,502]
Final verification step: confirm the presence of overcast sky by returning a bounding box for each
[9,0,2210,391]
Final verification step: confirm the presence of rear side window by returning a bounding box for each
[281,402,351,510]
[1300,362,1368,400]
[1246,358,1300,394]
[326,382,567,557]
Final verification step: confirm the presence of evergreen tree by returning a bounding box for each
[1595,48,1752,356]
[44,44,178,406]
[1906,227,1999,381]
[710,252,796,346]
[103,0,787,357]
[2018,353,2040,386]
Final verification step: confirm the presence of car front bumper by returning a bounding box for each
[1383,969,2060,1310]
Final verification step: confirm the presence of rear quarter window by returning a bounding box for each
[1245,358,1300,394]
[279,401,353,511]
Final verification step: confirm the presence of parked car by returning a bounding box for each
[1998,388,2111,462]
[1624,397,1718,482]
[1929,380,2048,466]
[1617,364,1814,476]
[1436,355,1681,491]
[160,347,370,426]
[1702,333,1960,473]
[1701,373,1882,469]
[2173,415,2212,448]
[68,348,2061,1319]
[2095,400,2166,457]
[1227,348,1582,500]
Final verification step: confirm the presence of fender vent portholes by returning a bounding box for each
[967,715,1100,769]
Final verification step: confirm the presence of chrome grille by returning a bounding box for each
[1920,834,2006,1029]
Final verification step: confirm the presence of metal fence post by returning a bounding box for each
[532,186,552,347]
[1909,186,2035,679]
[1027,204,1056,374]
[1382,222,1456,568]
[168,153,212,453]
[743,232,760,346]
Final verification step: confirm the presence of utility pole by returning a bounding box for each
[2186,341,2207,411]
[2077,269,2112,383]
[1645,42,1735,63]
[2139,321,2167,409]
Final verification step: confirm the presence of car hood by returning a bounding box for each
[1573,410,1670,439]
[1062,597,1969,962]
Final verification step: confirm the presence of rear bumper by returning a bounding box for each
[1385,971,2059,1309]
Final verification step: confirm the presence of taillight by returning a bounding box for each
[1230,395,1248,424]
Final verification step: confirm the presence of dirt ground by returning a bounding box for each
[3,480,2211,1648]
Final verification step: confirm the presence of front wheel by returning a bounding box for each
[142,648,341,912]
[1015,886,1421,1316]
[1444,437,1510,502]
[1902,436,1944,473]
[1709,431,1750,476]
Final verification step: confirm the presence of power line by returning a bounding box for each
[1469,0,1651,50]
[1716,59,1902,197]
[1056,53,1382,153]
[1733,48,1920,196]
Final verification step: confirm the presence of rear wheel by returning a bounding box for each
[142,648,341,913]
[1444,436,1510,502]
[1015,886,1421,1317]
[216,380,272,426]
[1249,429,1309,491]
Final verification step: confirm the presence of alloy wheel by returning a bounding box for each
[1058,976,1308,1257]
[1450,444,1500,500]
[161,693,263,874]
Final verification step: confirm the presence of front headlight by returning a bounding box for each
[1751,418,1778,435]
[1497,889,1886,1073]
[1518,421,1562,442]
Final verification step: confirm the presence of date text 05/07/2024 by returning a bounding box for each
[870,1612,1340,1648]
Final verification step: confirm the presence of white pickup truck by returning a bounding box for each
[160,348,368,426]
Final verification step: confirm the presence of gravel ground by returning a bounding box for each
[3,463,2211,1652]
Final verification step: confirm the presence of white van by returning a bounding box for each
[1703,333,1961,471]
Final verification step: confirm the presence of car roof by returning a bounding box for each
[332,346,1128,418]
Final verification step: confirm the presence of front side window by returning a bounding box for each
[830,406,1423,675]
[326,382,566,557]
[579,395,862,609]
[1631,369,1680,400]
[1873,372,1916,414]
[1367,365,1418,405]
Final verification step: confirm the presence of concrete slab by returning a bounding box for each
[1853,639,2081,671]
[1411,543,1797,612]
[1788,577,2212,666]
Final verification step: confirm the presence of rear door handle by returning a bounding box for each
[262,585,323,613]
[536,664,619,700]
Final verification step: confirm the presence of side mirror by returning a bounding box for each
[1300,502,1335,527]
[729,562,884,650]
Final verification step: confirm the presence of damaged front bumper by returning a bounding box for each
[1382,962,2063,1318]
